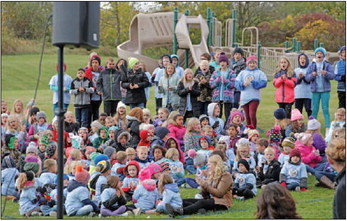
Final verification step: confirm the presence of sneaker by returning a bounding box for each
[194,193,203,199]
[235,196,245,200]
[120,212,129,217]
[31,211,43,216]
[295,186,301,191]
[185,183,192,188]
[49,211,57,217]
[88,211,96,217]
[133,208,141,215]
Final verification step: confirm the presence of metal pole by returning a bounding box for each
[185,9,190,68]
[314,39,318,50]
[292,38,297,52]
[284,41,289,49]
[232,9,237,47]
[207,8,211,47]
[56,45,65,219]
[173,7,178,55]
[319,42,324,48]
[297,41,301,52]
[257,41,261,69]
[211,12,215,46]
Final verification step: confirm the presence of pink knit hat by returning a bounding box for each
[295,132,312,145]
[291,109,303,121]
[246,56,258,65]
[75,165,90,185]
[230,111,244,122]
[139,163,162,181]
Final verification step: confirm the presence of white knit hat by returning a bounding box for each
[307,116,321,130]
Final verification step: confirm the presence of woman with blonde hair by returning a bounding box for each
[177,68,201,122]
[166,154,233,216]
[325,138,346,219]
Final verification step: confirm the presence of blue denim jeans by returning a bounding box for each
[40,205,57,216]
[129,103,144,109]
[75,107,89,128]
[184,158,196,174]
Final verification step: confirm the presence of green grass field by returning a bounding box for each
[1,53,340,219]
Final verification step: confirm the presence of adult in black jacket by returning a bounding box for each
[177,69,201,122]
[325,138,346,219]
[120,57,149,109]
[96,58,122,117]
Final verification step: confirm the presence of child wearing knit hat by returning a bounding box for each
[278,137,296,166]
[273,108,288,141]
[122,160,140,201]
[93,160,112,206]
[235,56,267,129]
[279,148,308,191]
[111,151,127,180]
[226,109,246,136]
[209,52,236,121]
[294,133,322,168]
[232,159,257,200]
[306,116,326,157]
[65,165,100,216]
[306,46,335,132]
[285,109,306,137]
[232,138,256,177]
[248,129,260,154]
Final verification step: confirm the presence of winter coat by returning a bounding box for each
[114,130,131,152]
[100,187,127,210]
[64,122,80,134]
[167,124,186,148]
[194,69,213,102]
[235,68,267,106]
[295,141,322,167]
[19,184,39,215]
[280,161,308,188]
[335,59,346,92]
[39,172,57,187]
[156,183,182,212]
[333,167,346,219]
[294,67,312,99]
[70,77,94,107]
[234,172,257,195]
[65,180,93,216]
[133,180,159,211]
[305,60,335,92]
[208,103,225,139]
[177,80,201,117]
[167,159,185,180]
[26,123,53,144]
[158,73,181,109]
[273,70,297,103]
[121,68,149,105]
[97,68,122,101]
[164,137,185,164]
[230,58,246,75]
[258,159,281,184]
[209,68,236,103]
[126,116,141,148]
[184,131,203,153]
[1,168,19,196]
[200,172,233,208]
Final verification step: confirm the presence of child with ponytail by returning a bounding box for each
[100,176,127,217]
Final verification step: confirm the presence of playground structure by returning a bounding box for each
[117,8,339,76]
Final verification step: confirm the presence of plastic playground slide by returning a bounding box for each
[117,12,209,73]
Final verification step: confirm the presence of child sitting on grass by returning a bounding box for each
[134,146,150,169]
[280,148,308,191]
[122,161,140,202]
[232,159,257,200]
[100,176,127,217]
[278,137,295,166]
[258,147,281,188]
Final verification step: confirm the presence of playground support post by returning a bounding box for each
[292,38,297,52]
[284,40,289,49]
[257,41,261,69]
[207,8,212,47]
[314,39,318,50]
[185,9,190,68]
[319,42,324,48]
[173,7,178,55]
[232,9,237,47]
[211,12,215,46]
[297,41,301,52]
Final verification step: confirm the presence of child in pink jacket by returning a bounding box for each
[273,57,297,119]
[294,132,321,168]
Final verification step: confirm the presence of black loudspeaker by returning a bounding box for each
[52,2,100,49]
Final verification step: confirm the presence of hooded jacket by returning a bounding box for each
[208,103,225,139]
[125,115,141,148]
[156,183,182,212]
[138,130,152,147]
[122,161,140,193]
[209,68,236,103]
[177,80,201,117]
[171,54,184,78]
[167,123,186,147]
[294,53,311,99]
[96,68,122,101]
[295,140,322,168]
[19,183,39,215]
[335,59,346,92]
[1,167,19,196]
[273,70,297,103]
[165,137,185,164]
[113,130,131,152]
[133,179,159,211]
[121,67,149,105]
[305,60,335,92]
[194,68,213,102]
[92,127,109,149]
